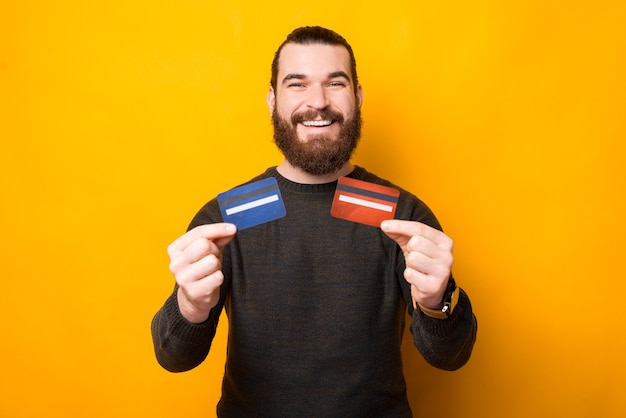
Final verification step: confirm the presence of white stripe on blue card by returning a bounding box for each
[217,177,286,230]
[225,194,280,215]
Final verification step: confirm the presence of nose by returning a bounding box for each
[306,84,329,110]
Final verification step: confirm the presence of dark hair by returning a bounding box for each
[270,26,359,92]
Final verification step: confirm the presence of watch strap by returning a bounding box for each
[416,278,458,319]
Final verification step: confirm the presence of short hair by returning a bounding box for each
[270,26,359,92]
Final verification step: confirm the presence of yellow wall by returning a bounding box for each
[2,1,625,417]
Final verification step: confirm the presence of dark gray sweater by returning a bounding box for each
[152,166,477,417]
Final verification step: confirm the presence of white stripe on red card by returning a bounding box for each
[331,177,399,227]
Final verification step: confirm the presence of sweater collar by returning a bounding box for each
[266,165,368,194]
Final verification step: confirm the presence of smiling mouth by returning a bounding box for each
[302,120,333,127]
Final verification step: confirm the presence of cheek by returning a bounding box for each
[275,91,302,108]
[333,95,358,113]
[275,99,300,120]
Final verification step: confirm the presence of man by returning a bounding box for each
[152,26,477,417]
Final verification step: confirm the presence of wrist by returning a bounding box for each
[176,288,212,324]
[414,278,458,319]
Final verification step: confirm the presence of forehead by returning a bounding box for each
[277,43,352,81]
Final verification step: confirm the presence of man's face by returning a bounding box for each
[267,43,364,176]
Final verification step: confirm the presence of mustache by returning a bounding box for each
[291,109,345,124]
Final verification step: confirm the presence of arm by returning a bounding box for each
[151,223,236,372]
[151,288,221,372]
[409,287,477,371]
[382,219,477,371]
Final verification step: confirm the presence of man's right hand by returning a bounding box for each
[167,223,237,323]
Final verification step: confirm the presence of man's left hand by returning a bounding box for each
[381,220,453,310]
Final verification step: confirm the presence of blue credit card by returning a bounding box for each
[217,177,286,230]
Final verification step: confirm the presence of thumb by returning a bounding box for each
[381,220,411,250]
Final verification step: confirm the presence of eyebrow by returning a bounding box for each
[281,71,351,86]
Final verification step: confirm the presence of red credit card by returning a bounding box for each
[331,177,400,227]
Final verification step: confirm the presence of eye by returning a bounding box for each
[329,81,347,88]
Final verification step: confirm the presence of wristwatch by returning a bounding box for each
[441,277,459,317]
[417,277,459,319]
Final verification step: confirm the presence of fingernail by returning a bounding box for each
[381,221,390,230]
[225,224,236,234]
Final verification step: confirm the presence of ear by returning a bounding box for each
[266,87,276,115]
[356,84,364,108]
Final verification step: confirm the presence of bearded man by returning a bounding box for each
[152,26,477,418]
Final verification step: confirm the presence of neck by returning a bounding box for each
[276,160,353,184]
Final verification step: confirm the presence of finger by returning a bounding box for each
[406,235,453,262]
[185,269,225,300]
[405,250,452,278]
[404,268,441,292]
[381,220,451,249]
[169,237,220,275]
[168,223,237,255]
[180,237,222,265]
[175,253,222,285]
[405,249,436,274]
[177,269,225,314]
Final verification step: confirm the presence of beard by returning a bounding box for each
[272,106,362,176]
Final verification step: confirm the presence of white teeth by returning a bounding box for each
[302,120,332,127]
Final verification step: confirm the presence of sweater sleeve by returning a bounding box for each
[151,287,222,372]
[410,288,477,370]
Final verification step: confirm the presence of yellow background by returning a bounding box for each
[2,1,625,417]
